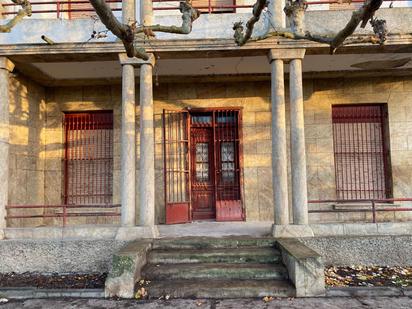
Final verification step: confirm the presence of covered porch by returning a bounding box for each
[1,38,412,236]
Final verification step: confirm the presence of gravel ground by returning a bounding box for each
[1,297,412,309]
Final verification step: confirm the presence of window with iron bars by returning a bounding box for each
[63,111,114,205]
[332,104,392,200]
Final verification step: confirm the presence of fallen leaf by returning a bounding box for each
[262,296,273,302]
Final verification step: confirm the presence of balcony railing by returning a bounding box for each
[1,0,411,19]
[1,0,122,19]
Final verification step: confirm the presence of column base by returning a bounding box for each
[272,224,314,238]
[115,226,159,241]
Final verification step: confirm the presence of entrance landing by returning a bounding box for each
[157,221,273,238]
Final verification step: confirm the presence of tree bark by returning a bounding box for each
[234,0,385,53]
[0,0,32,33]
[90,0,200,60]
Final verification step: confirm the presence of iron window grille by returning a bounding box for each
[332,104,392,200]
[63,111,114,205]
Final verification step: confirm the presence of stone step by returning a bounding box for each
[152,237,277,250]
[148,247,282,264]
[142,279,295,299]
[142,263,288,281]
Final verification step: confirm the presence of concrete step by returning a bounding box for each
[152,237,277,250]
[142,279,295,299]
[142,263,288,281]
[148,247,282,264]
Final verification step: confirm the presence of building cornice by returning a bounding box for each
[0,34,411,62]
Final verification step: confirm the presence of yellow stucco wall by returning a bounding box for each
[8,74,46,227]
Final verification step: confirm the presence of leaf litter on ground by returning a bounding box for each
[325,266,412,287]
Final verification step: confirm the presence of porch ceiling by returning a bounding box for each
[16,52,412,86]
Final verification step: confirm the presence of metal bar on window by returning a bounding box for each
[332,104,389,200]
[63,111,114,208]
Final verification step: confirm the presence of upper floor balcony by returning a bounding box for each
[1,0,412,18]
[0,0,412,47]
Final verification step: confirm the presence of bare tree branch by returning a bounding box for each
[89,0,200,60]
[283,0,306,34]
[135,1,200,35]
[0,0,32,33]
[233,0,385,53]
[233,0,267,46]
[89,0,148,59]
[253,28,380,47]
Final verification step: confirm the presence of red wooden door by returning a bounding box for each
[163,110,191,224]
[190,126,216,220]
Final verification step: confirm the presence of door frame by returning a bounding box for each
[163,107,245,224]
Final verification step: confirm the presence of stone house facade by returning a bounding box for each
[1,0,412,237]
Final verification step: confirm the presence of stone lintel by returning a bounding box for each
[0,57,15,72]
[268,49,306,63]
[118,53,156,67]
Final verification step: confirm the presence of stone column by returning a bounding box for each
[289,52,308,225]
[0,58,14,230]
[141,0,154,26]
[139,61,155,226]
[120,63,136,226]
[122,0,135,24]
[268,0,285,28]
[268,50,289,225]
[120,0,137,227]
[138,0,155,227]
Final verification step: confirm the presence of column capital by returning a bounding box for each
[119,53,156,67]
[268,49,306,63]
[0,57,15,72]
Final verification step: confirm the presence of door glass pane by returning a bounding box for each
[192,115,212,125]
[196,143,209,182]
[221,142,235,182]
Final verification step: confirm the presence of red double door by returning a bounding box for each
[163,110,243,223]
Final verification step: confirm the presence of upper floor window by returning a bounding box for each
[332,104,392,200]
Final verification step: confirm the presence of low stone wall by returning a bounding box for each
[301,236,412,266]
[1,235,412,274]
[0,239,126,274]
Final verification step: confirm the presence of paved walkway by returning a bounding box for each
[2,297,412,308]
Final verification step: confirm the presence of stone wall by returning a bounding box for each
[43,85,123,225]
[0,239,126,273]
[7,74,46,227]
[307,76,412,223]
[301,235,412,266]
[1,236,411,274]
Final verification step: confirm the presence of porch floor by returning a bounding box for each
[157,221,273,238]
